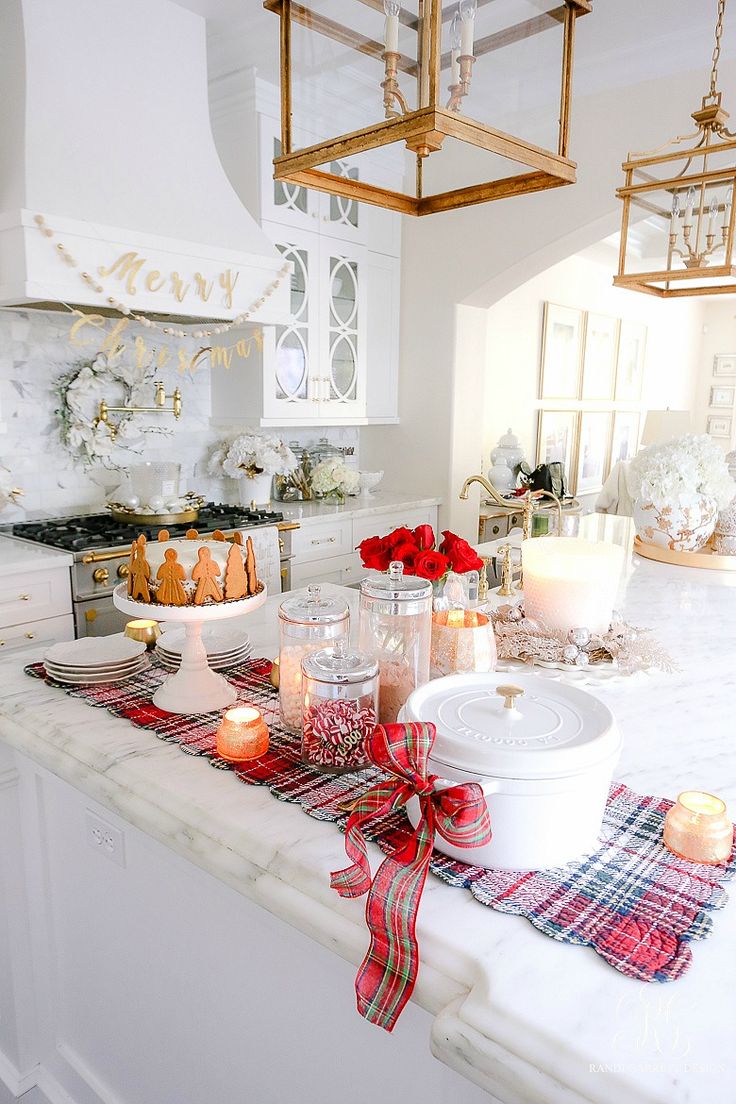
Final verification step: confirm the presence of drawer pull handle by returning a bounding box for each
[25,632,35,639]
[311,536,337,545]
[19,594,31,601]
[0,641,4,647]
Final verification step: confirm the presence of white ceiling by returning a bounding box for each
[177,0,736,106]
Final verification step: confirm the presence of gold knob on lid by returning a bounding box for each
[496,684,524,710]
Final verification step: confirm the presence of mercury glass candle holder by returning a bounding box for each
[124,618,161,650]
[430,609,497,678]
[663,790,734,864]
[216,706,270,762]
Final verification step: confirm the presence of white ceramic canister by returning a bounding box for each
[401,671,621,871]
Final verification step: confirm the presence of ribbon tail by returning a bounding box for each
[354,801,435,1032]
[331,782,404,900]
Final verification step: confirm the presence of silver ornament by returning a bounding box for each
[508,606,523,622]
[569,627,591,648]
[562,644,579,663]
[574,652,590,667]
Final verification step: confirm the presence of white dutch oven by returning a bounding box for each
[401,672,622,871]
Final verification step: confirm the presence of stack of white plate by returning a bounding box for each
[44,635,148,685]
[155,625,252,672]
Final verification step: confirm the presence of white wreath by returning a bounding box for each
[56,351,172,467]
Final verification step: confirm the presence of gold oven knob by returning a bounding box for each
[496,684,525,710]
[93,567,110,585]
[117,562,131,579]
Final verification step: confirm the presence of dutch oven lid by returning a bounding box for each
[403,672,621,780]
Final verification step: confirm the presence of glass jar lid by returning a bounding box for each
[279,583,350,626]
[302,639,378,684]
[360,560,432,601]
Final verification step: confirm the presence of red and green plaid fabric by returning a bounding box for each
[26,660,736,1028]
[330,722,491,1030]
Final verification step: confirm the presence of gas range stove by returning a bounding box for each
[9,503,289,554]
[7,503,297,637]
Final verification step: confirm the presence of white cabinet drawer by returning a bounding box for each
[0,614,75,658]
[292,518,353,564]
[0,567,72,629]
[353,507,438,549]
[290,552,362,590]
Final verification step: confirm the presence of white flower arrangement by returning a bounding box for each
[627,434,736,511]
[310,457,360,500]
[209,431,297,481]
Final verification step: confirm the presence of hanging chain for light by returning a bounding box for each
[709,0,726,100]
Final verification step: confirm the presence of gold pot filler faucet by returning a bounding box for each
[94,381,183,443]
[458,473,563,540]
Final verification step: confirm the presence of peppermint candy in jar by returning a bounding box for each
[301,642,379,773]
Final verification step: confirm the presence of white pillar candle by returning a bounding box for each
[521,538,625,635]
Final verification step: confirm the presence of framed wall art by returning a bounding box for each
[610,411,641,466]
[713,354,736,378]
[710,385,736,408]
[614,321,647,402]
[536,409,578,476]
[707,414,732,439]
[540,303,583,400]
[575,411,612,495]
[581,313,618,400]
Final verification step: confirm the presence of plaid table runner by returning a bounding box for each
[25,658,735,999]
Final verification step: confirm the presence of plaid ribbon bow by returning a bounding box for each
[330,721,492,1032]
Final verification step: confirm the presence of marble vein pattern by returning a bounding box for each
[0,558,734,1104]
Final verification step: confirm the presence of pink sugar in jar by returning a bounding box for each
[301,641,378,774]
[278,585,350,733]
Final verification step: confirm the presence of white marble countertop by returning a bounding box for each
[278,491,441,525]
[0,533,74,574]
[0,542,735,1103]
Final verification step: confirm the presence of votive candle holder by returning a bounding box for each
[663,790,733,864]
[216,706,270,762]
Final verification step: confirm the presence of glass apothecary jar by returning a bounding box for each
[301,641,379,773]
[278,585,350,732]
[358,561,433,725]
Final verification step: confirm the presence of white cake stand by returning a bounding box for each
[113,582,267,714]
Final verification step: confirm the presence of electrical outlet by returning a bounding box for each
[86,811,126,868]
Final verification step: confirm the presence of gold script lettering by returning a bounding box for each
[69,311,106,346]
[194,273,214,302]
[156,347,171,371]
[145,270,166,293]
[97,252,146,296]
[219,269,240,309]
[210,345,234,370]
[170,272,190,302]
[99,318,131,359]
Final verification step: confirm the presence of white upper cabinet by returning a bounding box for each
[209,74,401,428]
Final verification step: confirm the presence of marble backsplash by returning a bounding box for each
[0,309,359,519]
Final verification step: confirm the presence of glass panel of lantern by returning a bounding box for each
[281,0,581,203]
[617,138,736,295]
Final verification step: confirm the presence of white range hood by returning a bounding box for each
[0,0,289,323]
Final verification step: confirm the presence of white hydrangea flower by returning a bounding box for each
[627,434,736,510]
[210,431,297,478]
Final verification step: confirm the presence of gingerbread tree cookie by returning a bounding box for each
[156,548,187,606]
[192,547,223,604]
[223,542,248,601]
[245,536,258,596]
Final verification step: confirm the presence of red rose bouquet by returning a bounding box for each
[357,524,483,582]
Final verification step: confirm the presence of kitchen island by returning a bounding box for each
[0,534,734,1104]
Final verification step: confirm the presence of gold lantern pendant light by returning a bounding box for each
[266,0,592,217]
[614,0,736,298]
